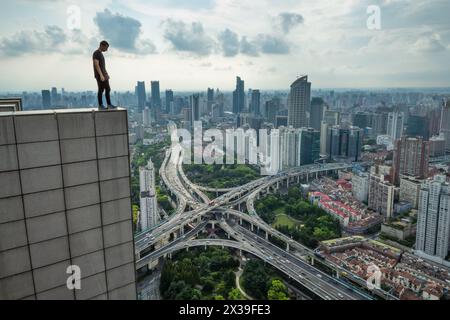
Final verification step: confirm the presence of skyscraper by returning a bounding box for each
[320,106,341,155]
[265,99,278,125]
[440,99,450,152]
[392,136,429,185]
[416,175,450,259]
[279,126,301,168]
[352,112,372,131]
[41,90,51,109]
[299,128,320,165]
[139,159,158,231]
[232,77,245,114]
[143,107,151,127]
[190,94,200,128]
[310,97,325,131]
[207,88,214,114]
[151,81,161,110]
[0,108,137,300]
[326,125,363,162]
[288,75,311,129]
[136,81,146,113]
[51,87,58,107]
[387,111,404,141]
[407,114,430,140]
[250,90,261,116]
[165,90,174,114]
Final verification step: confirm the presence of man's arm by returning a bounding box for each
[93,59,105,81]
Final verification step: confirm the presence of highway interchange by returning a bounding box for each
[134,147,382,300]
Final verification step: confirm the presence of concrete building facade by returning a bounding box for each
[399,175,423,209]
[139,159,159,231]
[0,108,137,300]
[368,174,395,219]
[416,175,450,259]
[392,136,430,185]
[440,99,450,152]
[352,172,369,203]
[387,112,404,141]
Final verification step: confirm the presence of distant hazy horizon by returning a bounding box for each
[2,86,450,95]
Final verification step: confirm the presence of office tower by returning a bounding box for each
[416,175,450,259]
[207,88,214,114]
[165,90,174,114]
[275,116,288,128]
[407,114,430,140]
[250,90,261,116]
[392,136,429,185]
[190,94,200,128]
[440,99,450,152]
[182,107,192,130]
[136,81,146,112]
[173,97,184,115]
[372,112,388,136]
[143,107,151,127]
[288,75,311,129]
[309,97,325,131]
[429,135,446,157]
[368,174,395,219]
[134,124,145,141]
[299,128,320,165]
[211,103,224,119]
[326,125,363,162]
[139,160,158,231]
[150,81,161,111]
[0,108,136,300]
[352,172,369,203]
[352,112,372,130]
[320,106,341,155]
[265,100,278,125]
[279,126,301,168]
[41,90,51,109]
[387,111,404,140]
[322,107,340,126]
[51,87,58,107]
[399,175,423,209]
[232,76,245,114]
[236,113,263,130]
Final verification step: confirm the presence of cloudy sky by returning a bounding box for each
[0,0,449,92]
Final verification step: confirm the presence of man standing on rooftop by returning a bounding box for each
[93,40,116,109]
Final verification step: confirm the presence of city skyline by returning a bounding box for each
[2,0,450,304]
[0,0,450,91]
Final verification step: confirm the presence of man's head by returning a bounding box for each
[99,40,109,52]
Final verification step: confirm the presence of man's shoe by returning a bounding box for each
[107,104,117,109]
[98,105,107,110]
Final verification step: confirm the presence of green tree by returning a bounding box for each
[267,279,289,300]
[132,205,139,228]
[228,288,243,300]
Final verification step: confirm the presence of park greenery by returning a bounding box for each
[241,260,290,300]
[255,187,341,249]
[160,247,241,300]
[183,163,260,189]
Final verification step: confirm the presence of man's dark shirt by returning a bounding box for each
[93,49,107,79]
